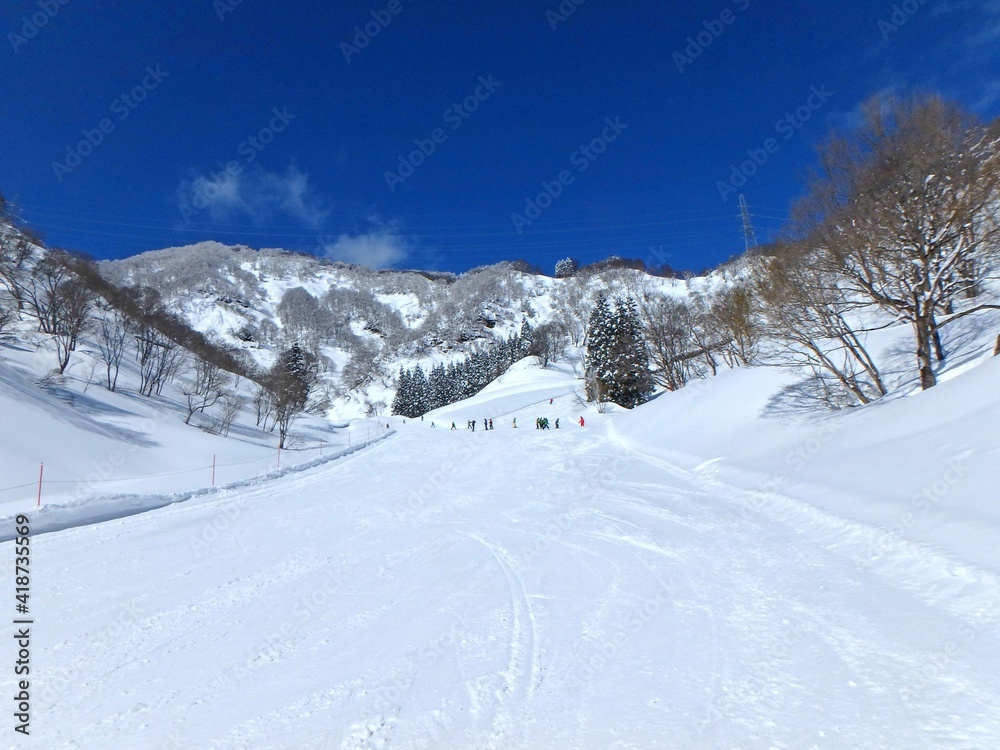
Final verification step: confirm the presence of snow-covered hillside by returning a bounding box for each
[100,242,691,417]
[3,341,1000,747]
[0,319,391,526]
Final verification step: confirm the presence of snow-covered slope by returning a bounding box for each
[4,344,1000,748]
[0,326,390,521]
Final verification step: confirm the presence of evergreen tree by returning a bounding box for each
[518,319,534,358]
[268,342,317,447]
[391,367,411,416]
[410,364,430,416]
[607,297,654,408]
[555,257,579,278]
[585,294,615,404]
[585,295,653,409]
[390,323,539,417]
[429,363,449,411]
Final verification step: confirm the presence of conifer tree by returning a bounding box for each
[585,294,653,409]
[391,367,411,416]
[607,296,654,408]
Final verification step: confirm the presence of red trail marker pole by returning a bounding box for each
[36,463,43,508]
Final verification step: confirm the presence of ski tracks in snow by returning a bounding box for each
[457,531,542,748]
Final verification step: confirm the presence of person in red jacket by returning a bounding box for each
[579,416,585,427]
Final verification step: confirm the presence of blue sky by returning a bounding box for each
[2,0,999,274]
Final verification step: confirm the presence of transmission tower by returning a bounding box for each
[739,194,758,253]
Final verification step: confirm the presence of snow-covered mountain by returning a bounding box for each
[100,241,695,417]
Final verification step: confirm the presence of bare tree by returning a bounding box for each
[182,359,230,424]
[21,250,75,335]
[340,340,382,391]
[0,230,34,316]
[528,321,568,368]
[637,294,702,391]
[754,247,887,406]
[708,285,760,368]
[135,326,184,397]
[797,95,1000,389]
[217,393,247,437]
[551,277,591,347]
[683,295,726,377]
[252,381,274,428]
[52,278,96,374]
[96,305,133,391]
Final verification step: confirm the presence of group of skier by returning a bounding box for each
[441,396,585,432]
[451,419,496,431]
[447,414,585,430]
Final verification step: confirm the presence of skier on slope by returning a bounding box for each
[579,416,585,427]
[451,422,457,430]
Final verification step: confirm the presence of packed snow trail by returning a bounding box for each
[6,411,1000,749]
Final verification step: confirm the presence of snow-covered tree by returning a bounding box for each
[555,257,579,278]
[268,342,317,447]
[586,294,653,408]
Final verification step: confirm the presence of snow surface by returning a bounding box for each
[3,347,1000,748]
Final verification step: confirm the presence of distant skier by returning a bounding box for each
[451,422,457,430]
[579,416,585,427]
[555,418,560,429]
[472,420,476,432]
[489,419,494,430]
[512,418,517,428]
[549,398,553,404]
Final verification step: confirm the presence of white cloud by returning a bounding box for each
[177,164,328,227]
[320,229,409,269]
